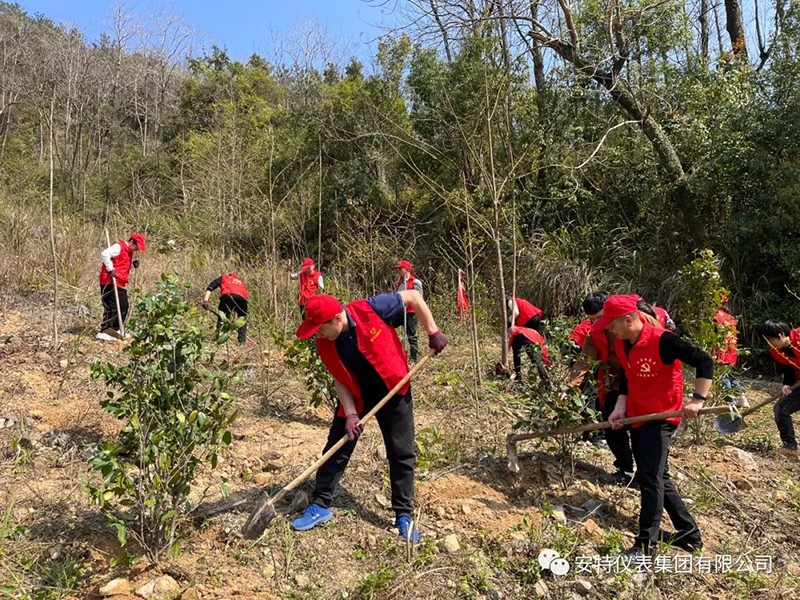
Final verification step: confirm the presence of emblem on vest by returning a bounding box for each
[636,358,657,378]
[369,326,382,342]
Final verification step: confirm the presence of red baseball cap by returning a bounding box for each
[301,257,315,269]
[297,294,342,339]
[129,232,147,252]
[393,259,413,271]
[594,294,641,329]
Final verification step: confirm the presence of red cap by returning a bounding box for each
[594,294,641,329]
[296,294,342,339]
[393,259,413,271]
[301,257,315,269]
[129,233,147,252]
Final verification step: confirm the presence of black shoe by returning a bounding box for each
[620,545,648,558]
[659,529,703,552]
[599,470,636,487]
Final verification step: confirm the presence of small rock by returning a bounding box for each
[439,534,461,554]
[376,446,387,460]
[100,577,132,596]
[375,494,391,509]
[294,574,310,588]
[581,518,603,539]
[262,460,282,472]
[461,503,472,515]
[533,580,549,598]
[262,561,276,579]
[776,490,790,502]
[59,359,68,369]
[5,335,21,345]
[0,418,15,429]
[135,578,157,598]
[573,579,593,596]
[728,448,758,471]
[435,506,447,518]
[552,505,567,524]
[180,588,201,600]
[253,472,271,487]
[153,576,179,598]
[35,351,50,361]
[290,491,309,513]
[735,478,754,491]
[580,499,603,516]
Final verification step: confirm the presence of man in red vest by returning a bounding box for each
[507,295,544,331]
[715,295,748,408]
[758,320,800,455]
[202,273,250,344]
[290,258,324,316]
[600,294,713,555]
[508,326,551,384]
[97,233,146,341]
[291,290,448,542]
[392,259,423,362]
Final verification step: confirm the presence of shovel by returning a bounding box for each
[507,405,734,473]
[241,350,434,539]
[714,382,800,435]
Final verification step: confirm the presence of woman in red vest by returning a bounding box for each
[715,296,748,408]
[202,273,250,344]
[508,326,551,384]
[507,295,544,331]
[291,290,448,543]
[392,259,423,362]
[758,320,800,455]
[290,258,324,317]
[97,233,146,340]
[600,294,713,556]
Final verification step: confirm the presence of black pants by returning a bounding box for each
[511,336,548,383]
[312,392,416,517]
[601,391,634,473]
[218,294,248,343]
[774,387,800,449]
[100,284,129,331]
[404,313,418,361]
[631,421,700,550]
[299,303,306,318]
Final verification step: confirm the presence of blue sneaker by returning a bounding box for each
[291,504,333,531]
[396,515,420,544]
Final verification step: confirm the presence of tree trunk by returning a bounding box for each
[47,93,59,349]
[699,0,709,62]
[724,0,749,59]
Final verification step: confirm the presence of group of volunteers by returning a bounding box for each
[95,234,800,554]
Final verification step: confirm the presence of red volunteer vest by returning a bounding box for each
[615,323,684,427]
[220,273,249,299]
[713,309,737,365]
[395,275,417,314]
[99,240,133,288]
[316,299,410,417]
[508,326,551,366]
[570,319,592,348]
[588,321,613,405]
[769,328,800,380]
[298,269,321,304]
[514,298,543,327]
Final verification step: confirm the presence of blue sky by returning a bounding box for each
[17,1,398,64]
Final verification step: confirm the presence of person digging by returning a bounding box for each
[97,233,146,341]
[758,320,800,457]
[290,291,448,542]
[289,257,324,317]
[392,259,423,362]
[202,272,250,344]
[600,294,712,556]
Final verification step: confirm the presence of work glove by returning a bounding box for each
[201,300,210,310]
[345,414,363,441]
[132,259,140,269]
[428,330,449,354]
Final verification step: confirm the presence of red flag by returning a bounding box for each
[457,269,470,321]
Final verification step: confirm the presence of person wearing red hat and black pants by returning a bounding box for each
[392,260,423,362]
[601,294,713,556]
[291,290,448,542]
[97,233,146,340]
[508,326,551,384]
[202,273,250,344]
[290,258,324,317]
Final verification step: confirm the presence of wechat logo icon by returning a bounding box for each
[538,548,570,576]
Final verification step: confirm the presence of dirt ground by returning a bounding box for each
[2,294,800,600]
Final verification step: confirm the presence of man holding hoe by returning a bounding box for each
[290,289,448,542]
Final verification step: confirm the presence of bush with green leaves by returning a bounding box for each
[87,274,238,563]
[274,333,336,409]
